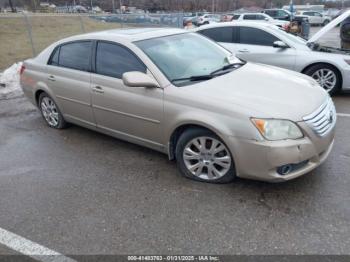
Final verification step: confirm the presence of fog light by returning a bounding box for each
[277,160,309,176]
[277,164,293,175]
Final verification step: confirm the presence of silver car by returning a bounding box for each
[20,28,336,183]
[194,11,350,95]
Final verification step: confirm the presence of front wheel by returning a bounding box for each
[304,64,341,96]
[175,128,236,184]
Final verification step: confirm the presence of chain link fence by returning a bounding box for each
[0,13,186,71]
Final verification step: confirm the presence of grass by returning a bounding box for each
[0,15,124,71]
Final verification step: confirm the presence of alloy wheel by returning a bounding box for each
[41,96,59,127]
[311,69,337,92]
[183,136,232,181]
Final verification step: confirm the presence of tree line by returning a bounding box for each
[1,0,349,12]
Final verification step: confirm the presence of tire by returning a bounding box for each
[175,128,236,184]
[323,20,330,26]
[304,64,341,96]
[38,92,68,129]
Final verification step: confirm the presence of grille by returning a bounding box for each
[303,97,336,137]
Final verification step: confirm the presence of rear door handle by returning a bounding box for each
[48,75,56,82]
[92,86,104,94]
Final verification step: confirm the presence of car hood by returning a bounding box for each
[185,63,328,121]
[308,10,350,43]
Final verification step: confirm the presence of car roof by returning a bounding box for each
[240,13,266,15]
[57,28,187,43]
[192,21,277,31]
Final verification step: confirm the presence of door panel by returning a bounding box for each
[235,26,296,70]
[234,43,296,70]
[91,41,164,149]
[46,40,94,126]
[47,66,94,125]
[91,74,164,148]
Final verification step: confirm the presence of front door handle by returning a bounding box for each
[92,86,104,94]
[48,75,56,82]
[238,49,250,53]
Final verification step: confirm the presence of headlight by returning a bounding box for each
[251,118,303,141]
[345,59,350,65]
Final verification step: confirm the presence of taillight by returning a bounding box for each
[20,65,26,75]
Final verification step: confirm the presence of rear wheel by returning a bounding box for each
[39,92,68,129]
[175,128,235,184]
[304,64,341,95]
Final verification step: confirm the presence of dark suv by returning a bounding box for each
[262,9,291,21]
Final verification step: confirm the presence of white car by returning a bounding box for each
[194,11,350,95]
[196,14,221,26]
[296,11,331,26]
[233,13,290,27]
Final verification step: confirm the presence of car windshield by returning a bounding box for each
[135,33,243,86]
[277,27,307,45]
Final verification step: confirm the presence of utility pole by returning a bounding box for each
[8,0,15,12]
[90,0,93,11]
[112,0,115,13]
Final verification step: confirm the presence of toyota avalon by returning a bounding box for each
[20,28,336,183]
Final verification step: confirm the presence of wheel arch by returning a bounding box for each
[301,62,343,89]
[34,89,45,106]
[168,123,230,161]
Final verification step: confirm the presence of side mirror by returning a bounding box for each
[265,17,269,21]
[273,41,289,48]
[122,71,160,88]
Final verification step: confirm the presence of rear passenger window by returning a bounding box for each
[239,27,279,46]
[96,42,146,79]
[57,41,91,71]
[199,27,234,43]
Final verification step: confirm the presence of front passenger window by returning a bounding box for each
[239,27,279,46]
[199,27,235,43]
[95,42,146,79]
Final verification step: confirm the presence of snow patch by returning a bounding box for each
[0,62,23,98]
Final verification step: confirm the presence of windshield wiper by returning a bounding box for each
[210,62,245,75]
[171,74,214,83]
[171,62,246,84]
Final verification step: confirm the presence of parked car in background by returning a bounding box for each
[221,13,239,22]
[232,13,290,27]
[195,17,350,95]
[262,9,292,21]
[20,28,335,183]
[296,11,331,26]
[196,14,221,26]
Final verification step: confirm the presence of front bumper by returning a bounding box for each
[226,122,335,182]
